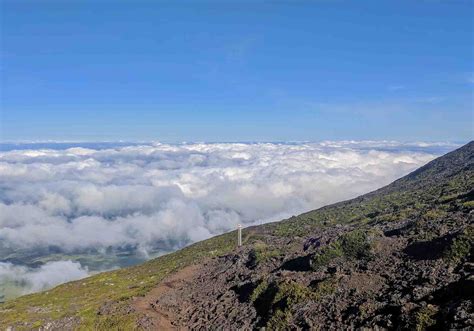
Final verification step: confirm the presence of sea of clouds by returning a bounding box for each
[0,141,458,294]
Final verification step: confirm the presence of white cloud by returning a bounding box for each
[0,261,89,294]
[0,142,454,257]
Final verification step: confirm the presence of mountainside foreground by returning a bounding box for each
[1,142,473,330]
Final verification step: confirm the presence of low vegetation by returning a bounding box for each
[251,278,338,329]
[415,304,438,331]
[311,229,374,270]
[311,241,343,269]
[443,225,473,264]
[0,230,241,329]
[248,242,283,266]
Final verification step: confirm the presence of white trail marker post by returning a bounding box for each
[237,224,242,247]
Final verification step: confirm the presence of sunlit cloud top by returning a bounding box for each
[0,141,455,253]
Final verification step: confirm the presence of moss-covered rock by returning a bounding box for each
[310,229,375,270]
[443,226,473,264]
[415,304,438,331]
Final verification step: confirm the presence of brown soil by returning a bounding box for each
[133,264,201,330]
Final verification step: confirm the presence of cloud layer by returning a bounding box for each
[0,141,451,258]
[0,141,457,295]
[0,260,89,296]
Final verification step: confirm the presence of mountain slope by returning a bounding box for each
[1,142,473,330]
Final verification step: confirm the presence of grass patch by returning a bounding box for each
[266,309,292,330]
[312,277,338,298]
[251,278,337,329]
[273,219,310,237]
[340,230,374,260]
[247,243,283,269]
[423,209,447,220]
[250,278,269,303]
[256,280,314,329]
[415,304,438,331]
[311,241,344,269]
[443,226,473,264]
[311,229,374,270]
[0,229,239,329]
[462,201,474,209]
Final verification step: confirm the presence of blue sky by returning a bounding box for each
[1,0,473,142]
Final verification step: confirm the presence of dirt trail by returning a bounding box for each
[132,264,201,330]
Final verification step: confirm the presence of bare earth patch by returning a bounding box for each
[133,264,201,330]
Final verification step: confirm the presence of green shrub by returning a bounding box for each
[32,320,43,328]
[273,220,308,237]
[340,230,373,260]
[250,279,269,303]
[312,277,338,298]
[311,230,373,270]
[253,243,283,264]
[444,226,473,264]
[438,193,459,203]
[415,304,438,331]
[424,209,447,220]
[251,280,317,329]
[311,242,343,269]
[462,201,474,209]
[273,281,314,307]
[266,309,292,330]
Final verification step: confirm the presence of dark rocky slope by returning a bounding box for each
[135,141,474,330]
[1,142,473,330]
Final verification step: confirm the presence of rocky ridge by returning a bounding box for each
[131,141,474,330]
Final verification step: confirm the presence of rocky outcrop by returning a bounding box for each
[132,143,474,330]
